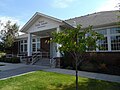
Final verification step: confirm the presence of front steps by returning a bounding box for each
[34,58,50,66]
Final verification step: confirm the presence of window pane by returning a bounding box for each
[37,38,40,42]
[97,29,107,35]
[110,27,120,34]
[24,44,27,52]
[98,37,108,50]
[20,40,23,43]
[32,39,36,42]
[20,45,23,52]
[32,44,36,52]
[37,43,40,51]
[24,40,27,43]
[111,36,120,50]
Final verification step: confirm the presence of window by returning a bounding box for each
[20,45,23,52]
[97,29,107,35]
[32,38,40,52]
[111,35,120,50]
[20,38,41,53]
[20,40,23,43]
[32,43,36,52]
[89,27,120,52]
[37,38,40,42]
[37,43,40,51]
[24,44,27,52]
[110,27,120,34]
[24,40,27,43]
[96,29,108,51]
[98,37,108,50]
[20,39,27,52]
[32,39,36,42]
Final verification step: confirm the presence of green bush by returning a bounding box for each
[0,56,20,63]
[11,57,20,63]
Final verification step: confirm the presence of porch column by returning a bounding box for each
[27,33,32,56]
[56,27,61,57]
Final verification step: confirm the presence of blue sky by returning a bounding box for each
[0,0,119,27]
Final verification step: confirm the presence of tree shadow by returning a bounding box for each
[53,78,120,90]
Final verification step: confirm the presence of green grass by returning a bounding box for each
[0,71,119,90]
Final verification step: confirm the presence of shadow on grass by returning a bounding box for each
[53,79,120,90]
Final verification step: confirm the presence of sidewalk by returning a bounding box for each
[0,65,49,79]
[44,68,120,83]
[0,62,27,71]
[0,64,120,83]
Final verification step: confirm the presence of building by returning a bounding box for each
[15,10,120,66]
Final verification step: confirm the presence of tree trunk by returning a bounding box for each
[75,58,78,90]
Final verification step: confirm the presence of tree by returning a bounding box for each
[51,25,104,90]
[0,20,19,51]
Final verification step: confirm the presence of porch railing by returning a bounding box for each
[31,51,50,65]
[50,57,56,68]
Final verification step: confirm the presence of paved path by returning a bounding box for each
[0,65,49,79]
[44,68,120,83]
[0,62,27,71]
[0,64,120,83]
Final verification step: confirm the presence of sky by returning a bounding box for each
[0,0,119,28]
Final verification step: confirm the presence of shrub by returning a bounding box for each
[0,56,20,63]
[11,57,20,63]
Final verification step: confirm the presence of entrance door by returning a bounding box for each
[40,37,50,52]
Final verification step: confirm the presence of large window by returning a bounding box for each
[97,29,107,35]
[32,38,40,52]
[111,35,120,50]
[20,40,27,52]
[20,38,40,53]
[98,37,108,50]
[110,27,120,34]
[96,29,108,51]
[95,27,120,52]
[110,27,120,51]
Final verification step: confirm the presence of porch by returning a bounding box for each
[16,12,72,66]
[17,27,61,67]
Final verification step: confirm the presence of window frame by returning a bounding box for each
[88,26,120,52]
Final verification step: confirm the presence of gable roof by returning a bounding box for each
[20,12,64,33]
[65,10,120,28]
[20,10,119,34]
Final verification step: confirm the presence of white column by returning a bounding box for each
[56,27,61,57]
[27,33,32,56]
[107,29,111,51]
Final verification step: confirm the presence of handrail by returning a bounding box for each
[17,53,26,62]
[31,51,50,65]
[50,57,56,68]
[31,53,40,65]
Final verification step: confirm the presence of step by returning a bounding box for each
[34,58,50,66]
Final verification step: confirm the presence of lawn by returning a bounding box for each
[0,71,119,90]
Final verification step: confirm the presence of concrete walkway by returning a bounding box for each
[0,62,27,71]
[44,68,120,83]
[0,65,49,79]
[0,63,120,83]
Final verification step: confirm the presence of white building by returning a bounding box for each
[15,10,120,65]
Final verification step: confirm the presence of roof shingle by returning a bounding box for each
[65,10,120,28]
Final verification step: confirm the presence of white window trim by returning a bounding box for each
[94,27,120,52]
